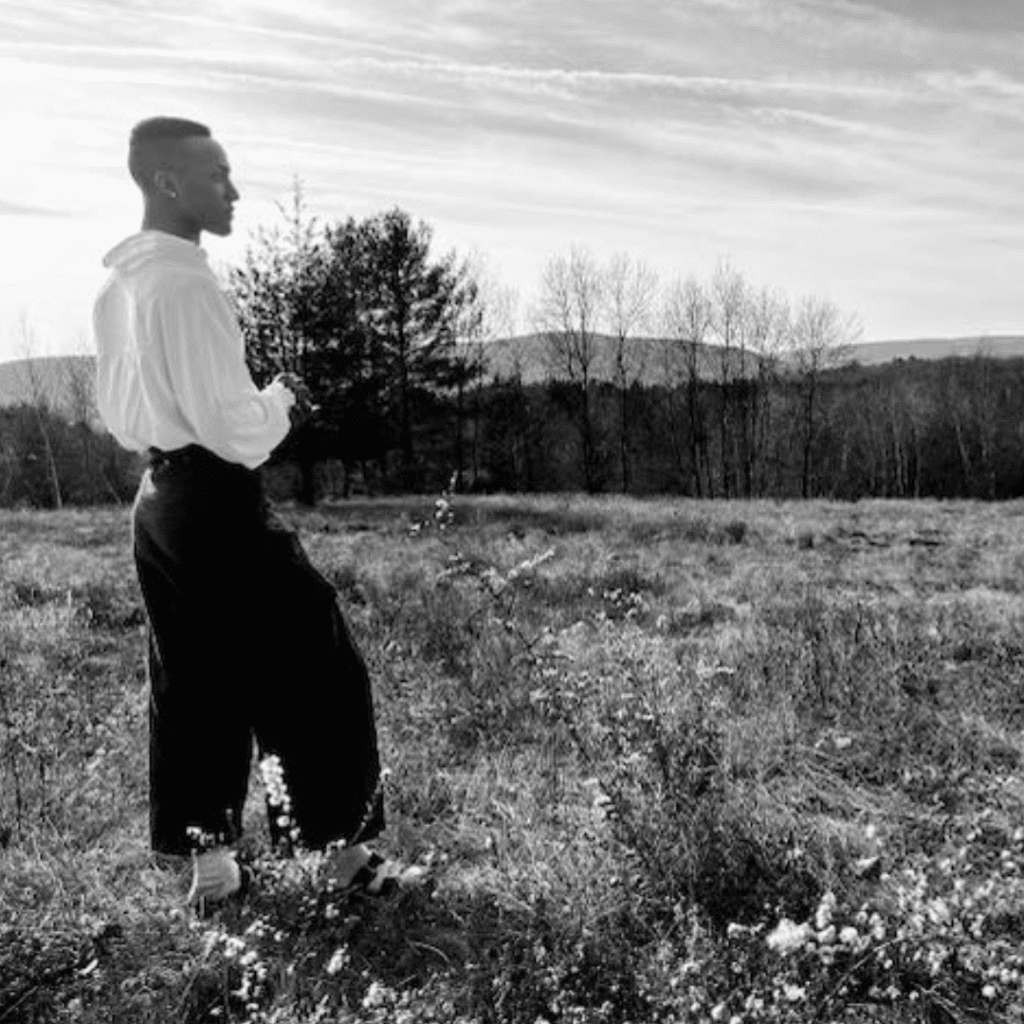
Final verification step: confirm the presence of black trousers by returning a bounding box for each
[132,445,384,856]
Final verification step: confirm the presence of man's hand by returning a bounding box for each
[274,372,317,425]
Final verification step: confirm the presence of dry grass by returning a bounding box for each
[3,495,1024,1022]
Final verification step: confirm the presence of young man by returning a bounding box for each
[93,117,397,905]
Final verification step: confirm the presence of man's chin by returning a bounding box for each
[207,221,233,238]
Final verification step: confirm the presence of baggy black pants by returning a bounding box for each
[132,445,384,856]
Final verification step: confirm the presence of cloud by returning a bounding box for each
[847,0,1024,35]
[1,0,1023,357]
[0,199,72,218]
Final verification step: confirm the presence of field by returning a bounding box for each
[3,494,1024,1023]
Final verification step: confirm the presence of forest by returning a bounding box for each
[1,200,1022,508]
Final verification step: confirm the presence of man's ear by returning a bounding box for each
[153,169,179,200]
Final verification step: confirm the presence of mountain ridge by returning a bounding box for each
[1,334,1022,410]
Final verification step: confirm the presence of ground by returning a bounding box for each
[2,494,1024,1023]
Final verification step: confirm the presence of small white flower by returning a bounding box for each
[363,981,390,1008]
[325,947,348,975]
[982,984,997,1000]
[815,891,836,930]
[766,918,811,955]
[783,984,807,1002]
[927,899,951,926]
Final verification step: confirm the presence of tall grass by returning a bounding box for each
[3,497,1024,1022]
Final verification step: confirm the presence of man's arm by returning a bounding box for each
[156,274,294,468]
[273,372,317,426]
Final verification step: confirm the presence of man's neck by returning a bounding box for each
[142,207,200,245]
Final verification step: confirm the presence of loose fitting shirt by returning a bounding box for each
[93,230,293,470]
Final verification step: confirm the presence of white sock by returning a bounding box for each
[188,847,241,905]
[324,844,371,887]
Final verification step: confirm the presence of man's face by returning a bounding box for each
[167,137,239,237]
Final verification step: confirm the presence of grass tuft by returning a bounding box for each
[5,496,1024,1022]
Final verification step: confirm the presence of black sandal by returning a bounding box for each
[345,853,404,896]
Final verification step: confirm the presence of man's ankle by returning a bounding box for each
[323,843,371,887]
[188,846,241,905]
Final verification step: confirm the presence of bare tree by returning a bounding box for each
[661,276,714,496]
[62,332,123,504]
[14,315,62,509]
[946,372,975,495]
[464,267,519,490]
[972,341,1000,500]
[741,287,789,495]
[536,248,605,492]
[447,254,517,492]
[62,345,98,429]
[709,261,748,497]
[790,296,859,498]
[603,253,657,492]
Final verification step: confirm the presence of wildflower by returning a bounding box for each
[766,919,811,955]
[363,981,391,1008]
[815,891,836,930]
[839,926,859,946]
[260,755,291,813]
[325,947,348,975]
[926,899,950,926]
[185,825,219,850]
[982,984,997,1000]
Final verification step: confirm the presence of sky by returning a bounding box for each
[2,0,1024,361]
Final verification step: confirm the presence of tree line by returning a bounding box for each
[1,199,1022,507]
[227,194,865,502]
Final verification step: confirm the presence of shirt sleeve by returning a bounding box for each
[93,279,149,453]
[154,273,295,469]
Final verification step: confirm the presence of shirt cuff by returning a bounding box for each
[264,379,296,412]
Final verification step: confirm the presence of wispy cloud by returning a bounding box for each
[0,200,71,218]
[0,0,1022,358]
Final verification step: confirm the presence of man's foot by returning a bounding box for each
[188,847,242,907]
[323,845,423,895]
[345,852,404,895]
[322,843,373,888]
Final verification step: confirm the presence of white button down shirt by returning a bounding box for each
[93,230,293,470]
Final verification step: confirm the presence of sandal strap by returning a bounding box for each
[348,853,402,895]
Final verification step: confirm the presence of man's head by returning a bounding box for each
[128,117,239,239]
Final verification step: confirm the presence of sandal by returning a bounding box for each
[346,852,424,896]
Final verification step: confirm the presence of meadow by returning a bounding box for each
[2,493,1024,1023]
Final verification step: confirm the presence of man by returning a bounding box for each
[93,117,397,906]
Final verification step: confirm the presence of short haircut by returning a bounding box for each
[128,117,211,191]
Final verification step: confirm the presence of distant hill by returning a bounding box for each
[476,333,744,385]
[2,335,1023,411]
[0,355,95,414]
[843,335,1024,366]
[476,333,1024,383]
